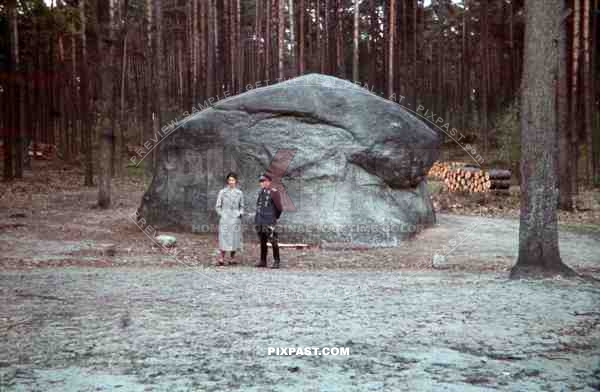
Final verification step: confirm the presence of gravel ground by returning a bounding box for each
[1,268,599,391]
[1,172,600,391]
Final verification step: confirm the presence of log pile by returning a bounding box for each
[28,143,57,160]
[428,161,512,194]
[427,161,468,180]
[0,142,56,161]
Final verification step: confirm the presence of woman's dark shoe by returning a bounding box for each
[255,260,267,268]
[270,260,280,269]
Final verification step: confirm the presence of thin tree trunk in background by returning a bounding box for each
[116,23,128,178]
[582,0,593,184]
[480,0,489,154]
[97,0,116,209]
[367,0,375,88]
[278,0,285,80]
[143,0,154,180]
[153,0,164,171]
[289,0,296,76]
[236,0,241,90]
[324,0,329,74]
[353,0,359,82]
[200,0,206,99]
[412,0,417,108]
[317,0,323,73]
[459,0,466,129]
[335,0,344,78]
[593,0,599,182]
[191,0,199,102]
[80,0,94,186]
[229,0,235,92]
[299,0,305,74]
[207,0,215,97]
[266,0,272,80]
[387,0,395,97]
[570,0,580,198]
[510,0,575,279]
[213,0,221,95]
[10,0,24,179]
[558,0,572,210]
[4,0,18,181]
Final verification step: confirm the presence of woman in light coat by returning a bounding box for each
[215,172,244,265]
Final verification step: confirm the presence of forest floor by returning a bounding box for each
[1,159,599,391]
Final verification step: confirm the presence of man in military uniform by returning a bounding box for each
[254,173,283,268]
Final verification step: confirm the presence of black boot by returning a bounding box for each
[270,259,280,269]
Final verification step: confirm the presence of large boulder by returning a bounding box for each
[139,74,440,247]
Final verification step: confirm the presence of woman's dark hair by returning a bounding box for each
[225,172,238,182]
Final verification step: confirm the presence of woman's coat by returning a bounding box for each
[215,187,244,251]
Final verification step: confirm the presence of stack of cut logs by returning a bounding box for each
[28,143,57,160]
[0,142,56,161]
[428,161,512,194]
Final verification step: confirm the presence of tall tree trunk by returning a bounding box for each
[412,0,417,108]
[582,0,594,184]
[81,0,94,186]
[324,0,329,74]
[191,0,199,103]
[317,0,323,73]
[459,0,468,130]
[510,0,575,279]
[4,0,18,181]
[153,0,164,172]
[367,0,376,88]
[387,0,395,97]
[97,0,116,208]
[353,0,359,82]
[207,0,215,97]
[335,0,344,77]
[278,0,285,80]
[593,0,599,182]
[200,0,206,100]
[14,0,24,179]
[116,24,128,179]
[298,0,305,74]
[570,0,581,198]
[558,0,572,210]
[289,0,296,75]
[266,0,272,80]
[480,0,489,154]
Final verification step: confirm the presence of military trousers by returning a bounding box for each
[255,224,280,263]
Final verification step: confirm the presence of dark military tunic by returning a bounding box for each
[254,187,282,225]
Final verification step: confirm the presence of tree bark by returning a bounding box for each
[97,0,116,209]
[278,0,285,80]
[593,0,600,182]
[570,0,581,198]
[558,0,572,210]
[352,0,359,82]
[480,0,489,154]
[298,0,305,74]
[582,0,593,184]
[510,0,575,279]
[289,0,296,76]
[387,0,395,96]
[80,0,94,186]
[4,0,18,181]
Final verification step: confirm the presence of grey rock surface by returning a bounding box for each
[139,73,440,246]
